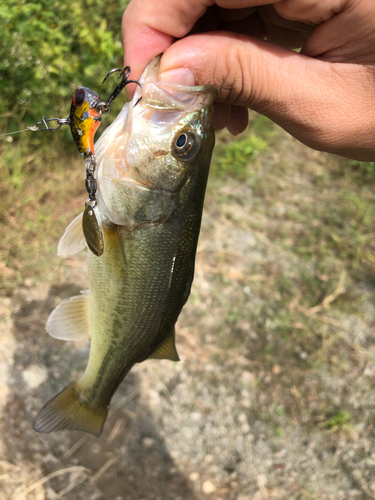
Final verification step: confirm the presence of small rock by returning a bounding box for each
[92,443,101,455]
[257,474,268,487]
[241,371,255,388]
[191,412,202,422]
[22,365,47,389]
[242,423,250,433]
[205,454,214,463]
[202,480,216,494]
[0,381,10,410]
[189,472,199,482]
[142,437,155,448]
[0,298,12,316]
[238,413,247,424]
[42,453,59,464]
[90,494,103,500]
[45,488,57,500]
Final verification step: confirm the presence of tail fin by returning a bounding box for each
[33,383,108,437]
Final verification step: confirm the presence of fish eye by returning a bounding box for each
[176,134,187,148]
[174,130,199,160]
[73,88,85,106]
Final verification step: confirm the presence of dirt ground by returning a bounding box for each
[1,120,375,500]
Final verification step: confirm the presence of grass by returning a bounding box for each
[211,133,267,180]
[210,114,375,284]
[211,114,271,179]
[202,113,375,433]
[318,410,353,432]
[0,132,85,291]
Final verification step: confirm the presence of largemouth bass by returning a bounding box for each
[34,57,215,437]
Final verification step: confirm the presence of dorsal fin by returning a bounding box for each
[46,292,90,341]
[149,327,180,362]
[58,212,86,256]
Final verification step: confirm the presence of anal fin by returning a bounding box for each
[149,327,180,362]
[46,292,90,341]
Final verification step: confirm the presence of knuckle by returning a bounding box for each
[212,38,249,107]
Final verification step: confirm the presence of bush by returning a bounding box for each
[0,0,130,133]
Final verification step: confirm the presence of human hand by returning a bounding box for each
[122,1,375,161]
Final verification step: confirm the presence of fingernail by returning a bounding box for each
[226,122,242,136]
[159,68,196,86]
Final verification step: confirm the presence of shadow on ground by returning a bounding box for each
[2,283,197,500]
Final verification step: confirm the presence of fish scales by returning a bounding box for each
[34,57,215,437]
[85,213,199,400]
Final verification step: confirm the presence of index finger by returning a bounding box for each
[122,0,274,92]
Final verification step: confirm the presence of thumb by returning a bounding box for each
[159,32,375,160]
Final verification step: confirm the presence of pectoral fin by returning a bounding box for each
[46,292,90,341]
[149,327,180,362]
[58,212,86,256]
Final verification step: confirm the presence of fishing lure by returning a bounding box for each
[1,67,142,257]
[70,68,142,257]
[70,67,141,160]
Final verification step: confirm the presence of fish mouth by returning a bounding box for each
[110,56,215,194]
[132,55,216,112]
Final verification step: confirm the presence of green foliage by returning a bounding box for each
[319,410,353,432]
[274,426,283,437]
[211,129,267,179]
[0,133,84,288]
[342,160,375,184]
[0,0,130,132]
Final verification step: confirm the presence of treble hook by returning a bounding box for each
[99,67,142,111]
